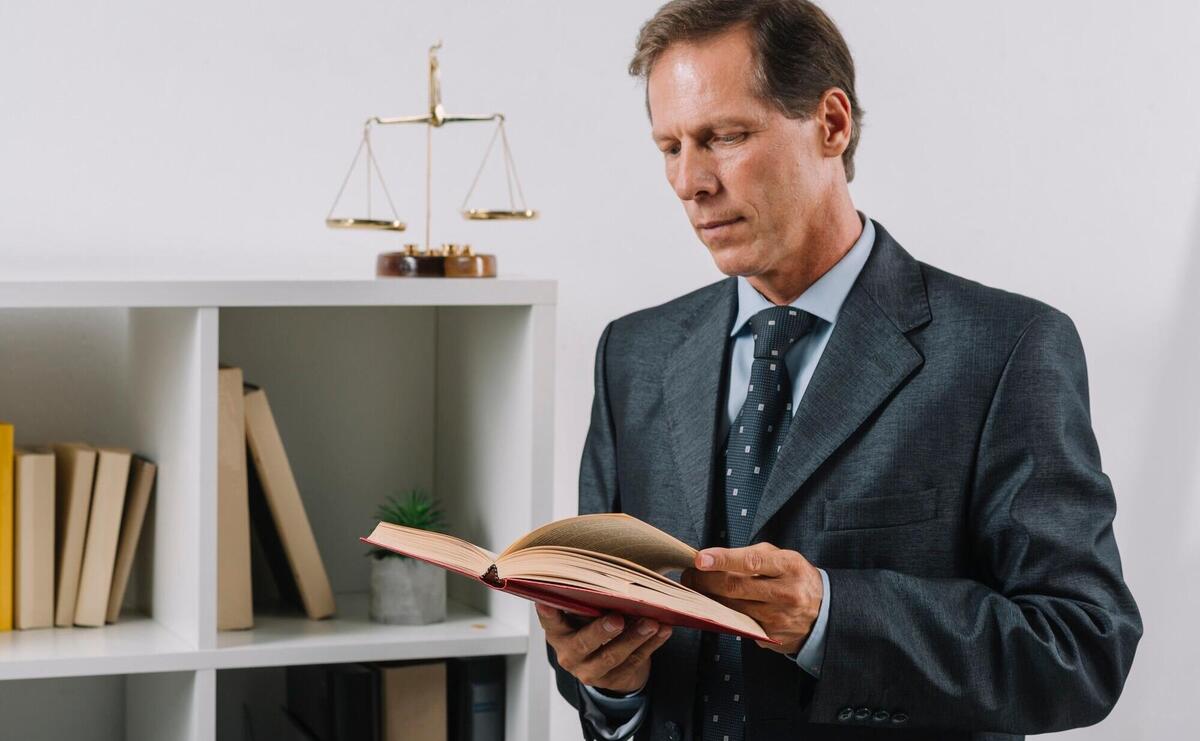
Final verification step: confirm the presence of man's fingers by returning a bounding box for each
[594,623,673,687]
[696,543,791,576]
[683,568,777,602]
[535,603,578,637]
[576,618,661,681]
[566,612,626,660]
[622,623,673,668]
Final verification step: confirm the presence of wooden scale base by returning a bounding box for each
[376,243,497,278]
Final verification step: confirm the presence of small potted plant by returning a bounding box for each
[368,488,448,625]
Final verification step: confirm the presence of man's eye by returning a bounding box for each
[715,133,745,145]
[662,145,680,156]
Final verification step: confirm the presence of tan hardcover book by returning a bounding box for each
[13,448,55,629]
[243,384,335,620]
[105,456,156,623]
[380,661,447,741]
[52,443,98,627]
[362,513,771,642]
[74,447,132,627]
[217,366,254,630]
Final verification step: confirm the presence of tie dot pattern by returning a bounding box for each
[699,305,818,741]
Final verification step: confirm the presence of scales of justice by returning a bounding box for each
[325,42,537,278]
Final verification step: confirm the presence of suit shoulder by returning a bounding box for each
[919,261,1072,340]
[606,277,729,341]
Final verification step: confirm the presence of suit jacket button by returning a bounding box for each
[664,720,681,740]
[891,712,909,724]
[854,707,871,721]
[837,707,854,722]
[872,710,890,722]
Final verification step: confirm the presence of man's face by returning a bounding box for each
[648,27,835,278]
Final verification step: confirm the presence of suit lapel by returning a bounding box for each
[662,277,737,545]
[749,222,932,541]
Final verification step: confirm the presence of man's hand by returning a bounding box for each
[681,542,823,655]
[536,604,673,694]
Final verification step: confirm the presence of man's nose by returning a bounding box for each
[671,145,718,201]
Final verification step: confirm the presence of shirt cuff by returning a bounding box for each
[792,567,830,678]
[579,681,648,740]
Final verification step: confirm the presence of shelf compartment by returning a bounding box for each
[212,593,527,670]
[0,615,198,681]
[0,670,210,741]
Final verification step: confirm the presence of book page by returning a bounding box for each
[497,548,765,640]
[364,522,497,579]
[498,513,696,574]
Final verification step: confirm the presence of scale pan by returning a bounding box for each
[462,209,538,221]
[326,217,407,231]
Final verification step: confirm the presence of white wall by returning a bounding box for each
[2,1,1195,738]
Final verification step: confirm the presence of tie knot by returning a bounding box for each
[748,306,817,359]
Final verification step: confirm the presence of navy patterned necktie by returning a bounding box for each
[699,305,818,741]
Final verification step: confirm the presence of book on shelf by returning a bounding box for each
[13,447,55,629]
[105,455,156,623]
[448,656,504,741]
[52,443,97,627]
[74,447,132,627]
[243,382,335,620]
[362,513,773,643]
[378,661,447,741]
[217,365,254,630]
[0,421,12,631]
[286,661,448,741]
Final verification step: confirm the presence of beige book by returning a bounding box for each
[13,448,55,629]
[105,456,156,623]
[217,366,254,630]
[243,385,335,620]
[52,443,98,627]
[380,661,447,741]
[362,513,771,642]
[74,447,132,627]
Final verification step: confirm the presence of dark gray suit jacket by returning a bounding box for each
[548,220,1141,740]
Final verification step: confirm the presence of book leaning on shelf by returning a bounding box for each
[362,513,774,643]
[0,426,158,631]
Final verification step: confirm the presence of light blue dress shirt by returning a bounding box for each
[579,212,877,738]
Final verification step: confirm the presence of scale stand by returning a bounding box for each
[324,42,538,278]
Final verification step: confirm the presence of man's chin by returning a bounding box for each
[706,243,760,277]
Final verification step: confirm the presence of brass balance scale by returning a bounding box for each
[325,42,537,277]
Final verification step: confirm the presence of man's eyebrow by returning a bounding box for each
[651,117,761,141]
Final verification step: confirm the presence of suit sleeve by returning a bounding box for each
[805,309,1142,733]
[546,321,647,740]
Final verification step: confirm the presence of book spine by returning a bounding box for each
[0,424,13,631]
[13,449,55,629]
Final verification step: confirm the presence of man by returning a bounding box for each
[539,1,1142,739]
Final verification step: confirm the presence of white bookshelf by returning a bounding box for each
[0,277,557,741]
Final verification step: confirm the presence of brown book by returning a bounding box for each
[217,366,254,630]
[379,661,447,741]
[52,443,97,627]
[243,384,335,620]
[105,456,156,623]
[74,447,132,627]
[362,514,772,642]
[13,448,55,630]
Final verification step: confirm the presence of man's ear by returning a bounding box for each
[819,87,853,158]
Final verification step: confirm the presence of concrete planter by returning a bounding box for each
[369,556,447,625]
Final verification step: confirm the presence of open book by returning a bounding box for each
[360,513,773,643]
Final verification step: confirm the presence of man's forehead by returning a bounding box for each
[646,29,764,132]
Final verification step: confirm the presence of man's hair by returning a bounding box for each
[629,0,864,182]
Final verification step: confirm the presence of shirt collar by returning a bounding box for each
[730,210,875,337]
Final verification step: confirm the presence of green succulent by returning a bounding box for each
[370,488,447,560]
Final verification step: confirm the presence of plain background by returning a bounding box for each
[2,1,1196,738]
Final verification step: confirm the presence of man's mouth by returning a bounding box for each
[697,217,744,232]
